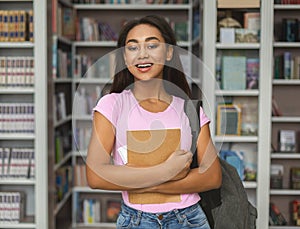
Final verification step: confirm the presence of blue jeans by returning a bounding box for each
[116,202,211,229]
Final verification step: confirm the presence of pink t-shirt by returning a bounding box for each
[93,89,210,213]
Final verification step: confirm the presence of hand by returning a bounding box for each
[165,150,193,180]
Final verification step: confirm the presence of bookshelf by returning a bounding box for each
[0,0,48,228]
[70,0,203,228]
[269,1,300,228]
[202,0,273,228]
[49,0,75,228]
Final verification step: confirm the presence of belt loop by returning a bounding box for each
[173,209,184,224]
[134,210,142,226]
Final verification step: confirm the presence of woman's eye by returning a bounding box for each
[126,45,139,52]
[147,43,159,49]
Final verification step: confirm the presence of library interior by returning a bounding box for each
[0,0,300,228]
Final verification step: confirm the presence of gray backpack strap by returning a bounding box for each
[184,99,201,155]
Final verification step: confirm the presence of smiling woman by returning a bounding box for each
[86,15,221,229]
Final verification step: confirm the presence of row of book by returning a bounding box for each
[270,165,300,189]
[73,86,101,116]
[275,0,300,4]
[75,127,92,151]
[216,97,259,136]
[55,130,72,165]
[281,18,300,42]
[0,147,35,179]
[73,0,189,4]
[74,163,88,187]
[216,56,259,90]
[0,103,35,133]
[76,198,121,224]
[274,52,300,80]
[54,6,75,40]
[76,17,118,42]
[74,52,116,79]
[269,201,300,226]
[0,192,25,223]
[0,10,33,42]
[0,57,34,88]
[52,47,72,79]
[219,12,260,44]
[56,165,72,203]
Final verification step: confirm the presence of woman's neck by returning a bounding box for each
[132,79,171,104]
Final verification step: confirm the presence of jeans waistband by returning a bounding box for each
[121,202,200,223]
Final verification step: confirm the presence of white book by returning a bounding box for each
[3,148,10,177]
[58,92,67,119]
[4,193,11,222]
[29,149,35,178]
[94,200,101,222]
[9,150,17,178]
[6,57,13,87]
[0,193,4,222]
[0,148,3,178]
[11,193,18,223]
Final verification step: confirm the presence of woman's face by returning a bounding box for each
[124,24,173,81]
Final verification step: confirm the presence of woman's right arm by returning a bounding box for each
[86,112,192,191]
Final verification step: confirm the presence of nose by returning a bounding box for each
[138,46,149,59]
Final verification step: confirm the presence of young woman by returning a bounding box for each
[86,15,221,229]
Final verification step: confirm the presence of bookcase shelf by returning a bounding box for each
[269,2,300,228]
[214,136,258,143]
[74,3,192,10]
[270,190,300,196]
[272,153,300,159]
[215,89,259,96]
[216,43,260,49]
[203,0,272,227]
[0,0,48,228]
[0,43,34,48]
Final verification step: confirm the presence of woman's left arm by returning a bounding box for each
[135,123,222,194]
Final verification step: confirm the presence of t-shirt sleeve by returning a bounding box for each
[93,93,119,127]
[199,106,210,127]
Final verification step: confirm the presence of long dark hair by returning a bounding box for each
[110,15,191,99]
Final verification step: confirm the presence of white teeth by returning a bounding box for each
[137,63,152,68]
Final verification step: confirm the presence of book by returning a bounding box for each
[282,18,298,42]
[221,56,246,90]
[127,128,181,204]
[217,104,241,136]
[244,12,260,31]
[272,96,283,117]
[291,200,300,226]
[246,58,259,89]
[106,199,121,222]
[292,56,300,79]
[235,28,259,43]
[283,52,292,79]
[290,167,300,189]
[270,164,284,189]
[269,202,287,226]
[278,130,296,152]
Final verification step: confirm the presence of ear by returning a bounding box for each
[166,45,173,61]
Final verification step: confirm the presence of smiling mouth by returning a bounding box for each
[135,63,153,68]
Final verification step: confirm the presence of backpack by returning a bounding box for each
[184,100,257,229]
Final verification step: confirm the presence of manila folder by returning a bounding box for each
[127,128,181,204]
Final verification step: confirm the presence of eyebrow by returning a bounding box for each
[126,36,160,44]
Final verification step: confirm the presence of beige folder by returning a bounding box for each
[127,128,181,204]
